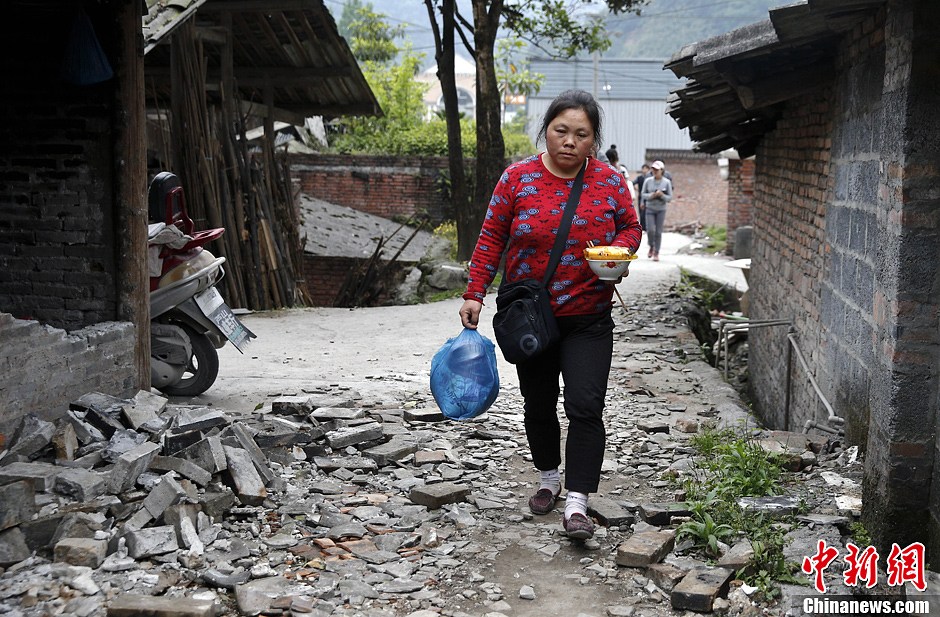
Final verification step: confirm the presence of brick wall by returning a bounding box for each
[292,154,455,224]
[643,149,728,230]
[747,88,834,433]
[726,158,755,255]
[0,6,137,429]
[304,255,412,307]
[0,8,118,332]
[0,313,136,432]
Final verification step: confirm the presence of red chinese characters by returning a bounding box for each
[803,540,926,594]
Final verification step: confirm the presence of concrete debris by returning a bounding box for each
[0,291,865,617]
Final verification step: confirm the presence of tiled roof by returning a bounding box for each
[143,0,381,123]
[664,0,885,157]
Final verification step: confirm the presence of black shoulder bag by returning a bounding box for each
[492,162,586,364]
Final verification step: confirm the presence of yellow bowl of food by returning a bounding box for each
[583,246,637,281]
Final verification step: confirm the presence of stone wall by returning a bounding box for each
[860,1,940,555]
[747,1,940,557]
[643,149,728,230]
[0,314,137,433]
[291,154,454,225]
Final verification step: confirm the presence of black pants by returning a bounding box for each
[516,311,614,494]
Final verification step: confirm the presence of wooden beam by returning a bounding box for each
[198,0,323,13]
[147,65,353,84]
[734,62,832,110]
[115,0,151,390]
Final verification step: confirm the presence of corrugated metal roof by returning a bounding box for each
[143,0,381,123]
[528,57,683,102]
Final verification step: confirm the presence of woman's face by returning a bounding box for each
[544,108,595,176]
[652,167,664,179]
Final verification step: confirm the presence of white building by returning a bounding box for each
[526,57,692,171]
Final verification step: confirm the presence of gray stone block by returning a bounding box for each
[142,474,187,519]
[108,441,161,493]
[121,390,166,429]
[54,537,107,568]
[363,435,418,466]
[107,594,215,617]
[311,407,366,421]
[615,530,677,567]
[647,562,687,592]
[175,407,229,432]
[403,408,446,422]
[7,414,55,458]
[270,395,314,415]
[176,436,227,474]
[227,423,275,486]
[0,527,31,567]
[670,566,734,612]
[409,482,470,509]
[313,456,379,473]
[588,496,635,527]
[125,525,179,558]
[54,468,107,502]
[51,512,105,546]
[638,502,692,525]
[0,461,62,492]
[325,422,384,449]
[0,480,37,531]
[149,455,212,486]
[52,422,79,461]
[223,446,267,506]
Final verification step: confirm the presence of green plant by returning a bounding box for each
[849,521,872,547]
[678,511,735,557]
[432,220,458,261]
[701,225,727,254]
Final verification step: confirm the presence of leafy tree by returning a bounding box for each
[423,0,650,261]
[342,1,404,63]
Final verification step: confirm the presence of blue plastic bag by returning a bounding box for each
[430,328,500,420]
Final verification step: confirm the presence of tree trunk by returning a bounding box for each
[428,0,471,261]
[465,0,505,262]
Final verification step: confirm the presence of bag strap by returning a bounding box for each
[541,160,587,286]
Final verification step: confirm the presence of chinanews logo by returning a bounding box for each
[795,541,933,616]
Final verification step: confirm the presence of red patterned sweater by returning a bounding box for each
[463,154,642,316]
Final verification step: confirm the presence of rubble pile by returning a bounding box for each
[0,292,878,617]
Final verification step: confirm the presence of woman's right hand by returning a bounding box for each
[459,299,483,329]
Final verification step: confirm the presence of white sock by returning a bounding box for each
[539,469,561,494]
[565,491,588,519]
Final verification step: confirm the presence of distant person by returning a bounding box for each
[604,145,636,205]
[633,163,650,232]
[641,160,673,261]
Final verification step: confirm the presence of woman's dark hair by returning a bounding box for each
[605,145,618,164]
[536,89,603,147]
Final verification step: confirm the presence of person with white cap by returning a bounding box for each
[640,160,673,261]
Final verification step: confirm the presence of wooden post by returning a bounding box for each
[113,0,150,390]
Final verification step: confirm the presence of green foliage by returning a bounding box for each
[341,1,403,63]
[677,427,799,598]
[496,36,545,99]
[433,220,458,261]
[849,521,873,547]
[701,225,727,254]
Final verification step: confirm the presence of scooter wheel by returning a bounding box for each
[159,326,220,397]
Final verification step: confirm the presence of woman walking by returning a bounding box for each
[458,89,642,540]
[640,160,673,261]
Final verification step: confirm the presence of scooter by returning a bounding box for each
[147,172,255,397]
